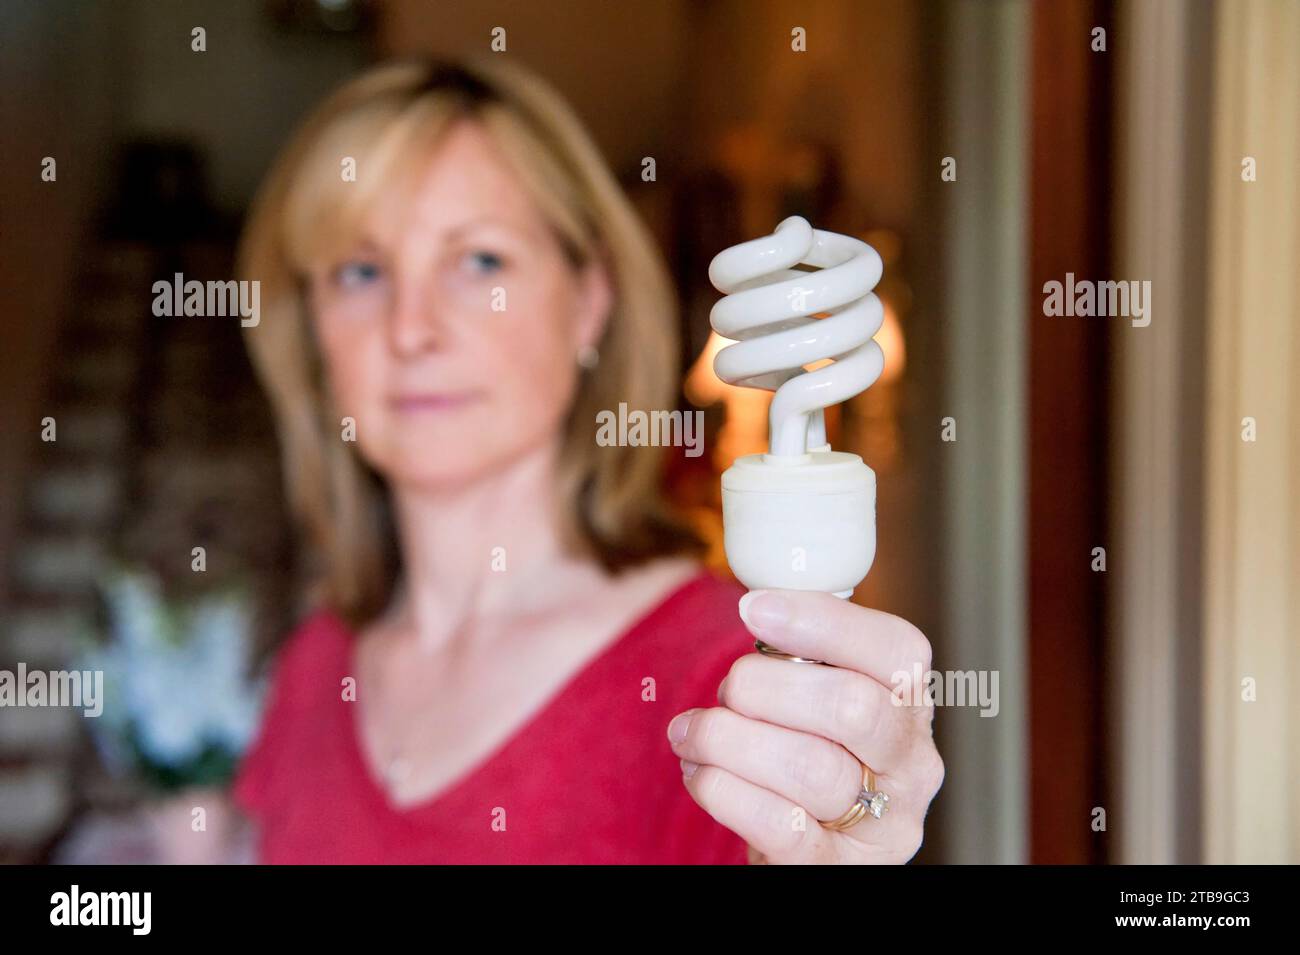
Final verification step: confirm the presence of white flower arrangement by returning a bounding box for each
[77,566,267,791]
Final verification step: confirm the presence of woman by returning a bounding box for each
[232,56,943,864]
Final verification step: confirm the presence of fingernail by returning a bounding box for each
[681,759,699,779]
[738,590,788,630]
[667,710,694,745]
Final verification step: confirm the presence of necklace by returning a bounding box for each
[383,754,413,787]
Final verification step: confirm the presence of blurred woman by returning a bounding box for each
[233,56,942,864]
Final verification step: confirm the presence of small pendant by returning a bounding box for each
[385,756,411,785]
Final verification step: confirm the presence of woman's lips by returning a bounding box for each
[388,391,485,413]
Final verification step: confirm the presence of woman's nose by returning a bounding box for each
[386,281,445,357]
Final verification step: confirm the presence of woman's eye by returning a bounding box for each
[461,250,505,275]
[334,261,382,288]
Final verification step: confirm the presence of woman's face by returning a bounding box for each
[307,119,611,491]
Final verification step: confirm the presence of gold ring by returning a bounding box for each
[754,639,828,665]
[819,762,891,831]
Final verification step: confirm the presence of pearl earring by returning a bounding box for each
[577,344,600,369]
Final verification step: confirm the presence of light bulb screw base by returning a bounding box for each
[721,450,876,595]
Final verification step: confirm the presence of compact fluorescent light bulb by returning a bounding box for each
[709,216,884,598]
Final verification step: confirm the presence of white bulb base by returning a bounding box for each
[720,451,876,595]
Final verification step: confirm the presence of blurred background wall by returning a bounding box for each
[1,0,1295,865]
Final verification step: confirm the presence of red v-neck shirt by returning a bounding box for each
[232,569,753,864]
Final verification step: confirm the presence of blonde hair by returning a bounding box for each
[238,57,702,627]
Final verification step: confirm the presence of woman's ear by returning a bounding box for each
[574,251,614,352]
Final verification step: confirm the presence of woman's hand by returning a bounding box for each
[667,589,944,864]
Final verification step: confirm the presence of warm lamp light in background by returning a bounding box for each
[877,299,907,385]
[685,330,771,470]
[849,228,908,471]
[864,227,908,388]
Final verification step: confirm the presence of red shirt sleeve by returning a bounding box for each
[657,586,754,865]
[230,612,321,818]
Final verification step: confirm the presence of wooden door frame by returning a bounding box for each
[1025,0,1114,865]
